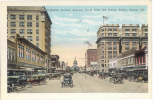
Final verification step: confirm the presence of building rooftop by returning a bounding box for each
[7,6,52,24]
[87,49,97,51]
[122,24,139,27]
[8,6,46,11]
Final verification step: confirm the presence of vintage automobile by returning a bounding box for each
[98,72,106,79]
[7,69,32,88]
[70,72,73,75]
[109,73,124,84]
[89,71,94,76]
[109,73,117,83]
[51,73,61,79]
[136,74,148,83]
[18,74,31,88]
[128,73,139,82]
[61,74,73,88]
[7,76,20,93]
[114,73,124,84]
[32,74,46,84]
[45,73,52,80]
[98,72,109,79]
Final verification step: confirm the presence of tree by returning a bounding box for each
[73,69,77,71]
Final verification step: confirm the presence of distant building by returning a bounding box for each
[51,55,59,72]
[85,49,97,68]
[70,57,79,70]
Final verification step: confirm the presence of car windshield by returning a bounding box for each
[64,75,71,78]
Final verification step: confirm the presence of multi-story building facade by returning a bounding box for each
[7,6,52,73]
[135,46,148,70]
[96,24,120,72]
[141,24,148,48]
[109,56,118,71]
[121,48,136,71]
[7,34,46,73]
[51,55,60,70]
[121,24,140,53]
[96,24,148,72]
[85,49,97,68]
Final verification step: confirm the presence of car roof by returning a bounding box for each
[63,73,71,76]
[7,76,20,78]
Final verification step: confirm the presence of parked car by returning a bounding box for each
[109,73,124,84]
[70,72,73,75]
[98,72,109,79]
[61,74,73,88]
[7,76,20,93]
[51,73,61,79]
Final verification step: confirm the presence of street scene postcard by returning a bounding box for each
[0,0,152,100]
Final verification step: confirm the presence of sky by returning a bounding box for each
[45,5,147,67]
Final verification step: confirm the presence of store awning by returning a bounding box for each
[18,62,45,70]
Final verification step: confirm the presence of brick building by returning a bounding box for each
[85,49,97,68]
[7,34,46,74]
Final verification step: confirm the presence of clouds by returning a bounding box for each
[52,36,89,41]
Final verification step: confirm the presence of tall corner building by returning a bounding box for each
[7,6,52,54]
[96,24,148,72]
[96,24,120,72]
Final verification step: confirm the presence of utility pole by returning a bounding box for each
[79,58,86,79]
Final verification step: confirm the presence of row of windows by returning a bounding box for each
[102,28,118,31]
[8,22,39,27]
[102,42,117,45]
[8,29,39,34]
[125,46,137,50]
[102,33,117,36]
[124,29,138,31]
[17,44,43,63]
[101,55,117,59]
[125,42,137,45]
[9,15,39,20]
[7,48,15,60]
[108,46,117,50]
[124,33,138,36]
[136,56,145,64]
[122,57,134,65]
[108,42,117,45]
[101,33,147,37]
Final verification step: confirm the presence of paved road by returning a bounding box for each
[13,73,148,93]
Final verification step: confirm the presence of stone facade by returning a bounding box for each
[96,24,148,72]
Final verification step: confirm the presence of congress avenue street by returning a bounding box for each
[13,73,148,93]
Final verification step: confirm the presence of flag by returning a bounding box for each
[85,41,92,46]
[89,44,92,46]
[103,16,108,20]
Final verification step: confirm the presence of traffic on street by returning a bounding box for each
[10,72,148,93]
